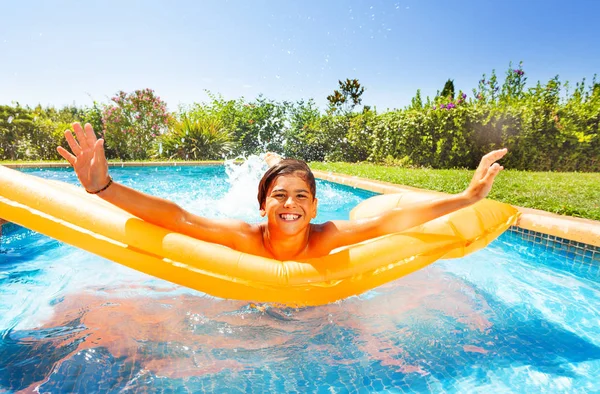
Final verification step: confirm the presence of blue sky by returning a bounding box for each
[1,0,599,111]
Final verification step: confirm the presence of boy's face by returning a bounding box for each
[260,174,318,235]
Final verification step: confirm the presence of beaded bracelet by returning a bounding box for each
[86,176,113,194]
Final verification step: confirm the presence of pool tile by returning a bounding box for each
[508,227,599,271]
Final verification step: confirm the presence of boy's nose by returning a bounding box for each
[284,197,296,207]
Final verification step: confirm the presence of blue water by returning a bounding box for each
[1,164,599,393]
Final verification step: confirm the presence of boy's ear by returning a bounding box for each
[311,198,318,218]
[260,209,266,217]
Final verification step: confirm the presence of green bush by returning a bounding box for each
[1,64,598,172]
[0,105,34,160]
[157,114,232,160]
[232,96,288,156]
[183,94,288,157]
[282,99,325,161]
[102,89,171,160]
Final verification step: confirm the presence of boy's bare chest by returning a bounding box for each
[236,225,333,260]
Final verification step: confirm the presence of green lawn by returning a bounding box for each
[310,162,600,221]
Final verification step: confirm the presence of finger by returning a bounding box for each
[474,149,507,183]
[84,123,98,148]
[481,148,508,166]
[73,122,90,150]
[57,146,76,166]
[95,139,107,164]
[481,163,502,183]
[64,129,82,155]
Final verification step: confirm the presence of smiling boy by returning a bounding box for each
[58,123,506,261]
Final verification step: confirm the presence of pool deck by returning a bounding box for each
[3,162,599,247]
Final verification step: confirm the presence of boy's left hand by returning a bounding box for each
[462,148,507,203]
[264,152,283,167]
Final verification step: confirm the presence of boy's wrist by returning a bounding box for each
[86,176,113,195]
[459,190,480,205]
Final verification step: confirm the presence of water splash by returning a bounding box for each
[217,154,269,221]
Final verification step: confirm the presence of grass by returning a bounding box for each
[310,162,600,221]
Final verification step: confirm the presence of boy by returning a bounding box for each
[58,123,506,261]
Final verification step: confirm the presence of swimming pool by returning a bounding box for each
[1,163,599,393]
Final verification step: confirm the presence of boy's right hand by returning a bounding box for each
[57,122,110,193]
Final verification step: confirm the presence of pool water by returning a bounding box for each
[1,163,599,393]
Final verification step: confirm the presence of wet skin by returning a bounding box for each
[58,122,507,261]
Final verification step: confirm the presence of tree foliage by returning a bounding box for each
[1,65,598,172]
[327,78,365,114]
[440,79,455,100]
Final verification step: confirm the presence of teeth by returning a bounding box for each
[281,214,300,221]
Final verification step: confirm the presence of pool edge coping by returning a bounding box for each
[3,162,599,247]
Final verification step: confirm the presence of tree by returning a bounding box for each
[410,89,423,110]
[327,78,365,113]
[440,79,455,100]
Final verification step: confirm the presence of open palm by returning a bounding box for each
[57,123,110,192]
[464,148,507,201]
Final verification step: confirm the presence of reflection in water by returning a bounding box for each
[0,267,526,391]
[3,261,600,392]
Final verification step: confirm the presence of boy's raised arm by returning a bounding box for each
[57,123,249,249]
[322,149,508,249]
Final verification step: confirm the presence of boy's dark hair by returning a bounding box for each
[257,159,316,209]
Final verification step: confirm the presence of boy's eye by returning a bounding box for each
[297,194,308,199]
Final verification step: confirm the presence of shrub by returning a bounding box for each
[0,105,35,160]
[158,114,232,160]
[1,63,598,171]
[232,96,288,156]
[102,89,171,160]
[282,99,324,161]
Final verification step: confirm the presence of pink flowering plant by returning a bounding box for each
[101,89,172,159]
